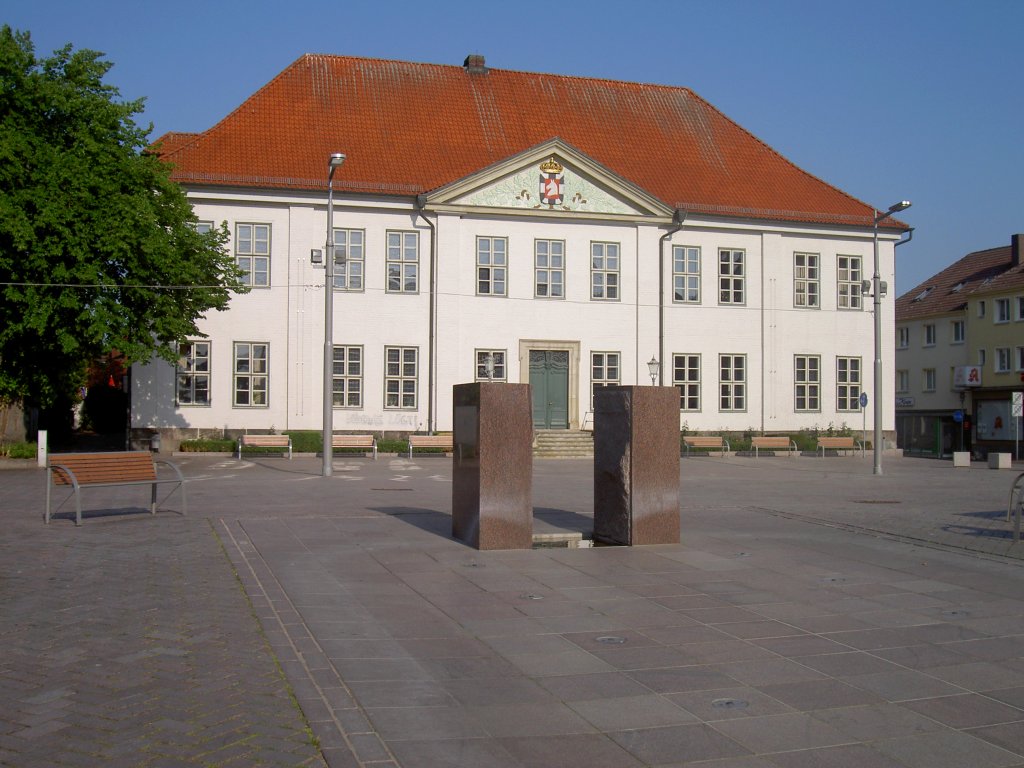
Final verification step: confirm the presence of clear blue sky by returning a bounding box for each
[8,0,1022,294]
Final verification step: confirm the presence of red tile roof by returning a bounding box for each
[895,242,1021,321]
[156,54,899,228]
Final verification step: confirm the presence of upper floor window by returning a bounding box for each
[924,324,936,346]
[979,349,987,367]
[718,249,745,305]
[996,347,1011,373]
[234,342,268,407]
[978,300,986,318]
[386,231,419,293]
[674,354,701,411]
[535,240,565,298]
[1017,346,1024,372]
[951,320,965,344]
[995,298,1011,323]
[177,341,210,406]
[922,368,936,392]
[591,352,620,405]
[591,242,620,300]
[794,355,821,412]
[897,327,910,349]
[333,229,364,291]
[332,345,362,408]
[836,357,862,412]
[475,349,507,381]
[837,255,862,310]
[476,237,507,296]
[719,354,746,411]
[896,369,909,394]
[794,252,820,308]
[1017,296,1024,321]
[673,246,700,303]
[236,223,270,287]
[195,221,213,235]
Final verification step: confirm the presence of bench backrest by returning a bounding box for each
[817,437,855,448]
[332,435,375,447]
[239,435,290,447]
[49,452,156,486]
[751,436,792,447]
[684,436,725,447]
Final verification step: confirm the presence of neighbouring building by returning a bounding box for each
[895,234,1024,458]
[132,53,910,449]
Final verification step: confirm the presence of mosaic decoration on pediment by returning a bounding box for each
[456,157,638,215]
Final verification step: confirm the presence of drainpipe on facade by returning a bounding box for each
[658,209,687,385]
[415,196,437,433]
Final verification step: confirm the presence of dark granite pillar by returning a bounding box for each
[452,382,533,550]
[593,386,680,545]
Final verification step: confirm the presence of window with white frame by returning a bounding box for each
[233,342,268,407]
[896,369,909,393]
[923,368,936,392]
[673,354,700,411]
[476,237,507,296]
[924,324,936,346]
[996,298,1010,323]
[1017,296,1024,321]
[235,223,270,287]
[673,246,700,303]
[195,221,213,235]
[978,300,986,318]
[386,231,419,293]
[333,228,364,290]
[837,255,862,310]
[719,354,746,411]
[535,239,565,298]
[979,349,987,367]
[332,345,362,407]
[897,327,909,348]
[177,341,210,406]
[591,242,620,300]
[475,349,506,381]
[996,347,1011,373]
[1017,346,1024,371]
[951,320,965,344]
[385,346,417,408]
[718,249,744,304]
[591,352,620,405]
[794,355,821,411]
[836,357,862,412]
[794,252,820,308]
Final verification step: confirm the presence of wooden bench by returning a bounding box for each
[332,434,377,459]
[683,435,731,457]
[750,436,797,457]
[407,434,454,458]
[46,451,187,526]
[816,436,864,457]
[236,434,292,459]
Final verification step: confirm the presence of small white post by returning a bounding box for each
[36,429,47,467]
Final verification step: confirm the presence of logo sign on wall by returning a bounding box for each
[539,157,565,206]
[953,365,982,389]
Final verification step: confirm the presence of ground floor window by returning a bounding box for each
[719,354,746,411]
[177,341,210,406]
[673,354,700,411]
[332,345,362,407]
[836,356,861,412]
[385,346,417,409]
[475,349,506,381]
[590,352,620,405]
[795,355,820,411]
[234,342,268,407]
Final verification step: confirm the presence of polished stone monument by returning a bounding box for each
[593,386,680,546]
[452,382,533,550]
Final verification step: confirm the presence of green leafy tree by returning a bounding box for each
[0,26,244,407]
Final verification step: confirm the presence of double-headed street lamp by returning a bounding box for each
[872,200,911,476]
[323,153,346,477]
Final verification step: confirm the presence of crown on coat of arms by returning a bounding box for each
[539,157,564,174]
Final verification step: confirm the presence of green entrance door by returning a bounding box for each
[529,350,569,429]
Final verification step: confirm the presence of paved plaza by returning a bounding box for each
[3,451,1024,767]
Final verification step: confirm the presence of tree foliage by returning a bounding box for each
[0,26,244,406]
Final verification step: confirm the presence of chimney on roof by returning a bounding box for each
[1013,234,1022,267]
[463,54,487,74]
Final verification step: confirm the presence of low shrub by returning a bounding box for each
[0,441,36,459]
[178,438,234,452]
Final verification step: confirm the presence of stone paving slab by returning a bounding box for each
[3,452,1024,767]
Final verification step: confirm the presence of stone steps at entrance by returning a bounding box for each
[533,429,594,458]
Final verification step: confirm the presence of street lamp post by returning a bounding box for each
[647,357,660,386]
[323,153,346,477]
[872,200,911,476]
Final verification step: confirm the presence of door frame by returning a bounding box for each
[519,340,580,430]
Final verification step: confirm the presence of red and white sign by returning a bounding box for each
[953,365,982,389]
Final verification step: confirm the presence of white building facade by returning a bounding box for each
[132,56,905,447]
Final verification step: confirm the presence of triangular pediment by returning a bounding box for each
[424,139,671,219]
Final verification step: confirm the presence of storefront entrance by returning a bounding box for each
[529,350,569,429]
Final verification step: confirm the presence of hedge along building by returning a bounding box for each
[133,53,909,448]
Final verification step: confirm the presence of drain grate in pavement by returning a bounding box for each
[595,636,627,645]
[712,698,749,710]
